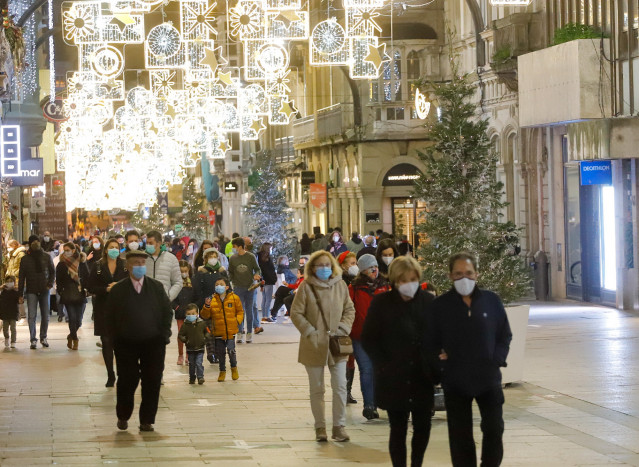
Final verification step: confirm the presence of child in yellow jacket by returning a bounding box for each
[200,278,244,382]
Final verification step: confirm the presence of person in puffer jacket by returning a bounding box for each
[200,278,244,382]
[144,230,183,301]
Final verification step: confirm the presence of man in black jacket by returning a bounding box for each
[431,252,512,467]
[18,235,56,349]
[106,250,173,432]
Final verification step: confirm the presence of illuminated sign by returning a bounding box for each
[383,163,422,186]
[1,125,21,176]
[580,160,612,185]
[224,182,238,192]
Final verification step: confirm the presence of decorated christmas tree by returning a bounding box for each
[181,174,208,241]
[244,151,296,260]
[129,203,165,234]
[413,56,530,303]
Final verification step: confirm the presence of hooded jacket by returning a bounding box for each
[200,291,244,340]
[178,317,210,351]
[145,250,183,301]
[348,275,390,340]
[6,245,27,278]
[291,258,355,367]
[18,248,56,295]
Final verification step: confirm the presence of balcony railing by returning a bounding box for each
[316,103,354,140]
[292,114,315,145]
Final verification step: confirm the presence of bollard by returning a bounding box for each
[533,250,549,301]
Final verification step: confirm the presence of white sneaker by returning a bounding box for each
[10,341,15,348]
[283,317,291,324]
[17,319,26,326]
[246,332,253,343]
[236,333,244,344]
[4,338,9,348]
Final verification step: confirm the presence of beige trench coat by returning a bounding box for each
[291,274,355,367]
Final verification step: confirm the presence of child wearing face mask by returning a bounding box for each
[200,278,244,382]
[177,304,210,384]
[173,260,195,365]
[0,275,20,348]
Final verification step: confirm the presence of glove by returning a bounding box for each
[334,327,349,337]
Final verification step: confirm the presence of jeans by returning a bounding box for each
[66,302,83,340]
[387,408,432,467]
[56,294,67,319]
[305,360,347,429]
[187,351,204,379]
[2,320,16,342]
[234,287,254,334]
[252,290,259,329]
[261,285,274,319]
[215,338,237,371]
[26,291,50,343]
[352,339,375,408]
[444,386,505,467]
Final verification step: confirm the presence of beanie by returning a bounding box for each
[357,254,377,272]
[337,251,350,265]
[28,235,39,244]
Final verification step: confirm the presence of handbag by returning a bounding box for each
[309,285,353,357]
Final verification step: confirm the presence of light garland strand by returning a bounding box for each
[49,0,54,102]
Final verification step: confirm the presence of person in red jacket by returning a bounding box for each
[348,254,390,420]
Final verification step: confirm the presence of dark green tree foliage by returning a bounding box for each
[413,62,530,303]
[244,151,296,260]
[129,203,165,234]
[181,174,208,241]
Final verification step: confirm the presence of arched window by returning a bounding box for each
[407,50,420,80]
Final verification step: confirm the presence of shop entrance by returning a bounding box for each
[564,162,617,306]
[392,197,426,247]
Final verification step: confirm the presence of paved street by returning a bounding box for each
[1,301,638,466]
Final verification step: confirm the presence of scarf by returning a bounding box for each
[60,253,81,284]
[205,262,221,274]
[183,276,192,288]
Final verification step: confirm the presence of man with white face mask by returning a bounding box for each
[430,252,512,467]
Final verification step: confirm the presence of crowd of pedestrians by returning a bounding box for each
[0,227,512,466]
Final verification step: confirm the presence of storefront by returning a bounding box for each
[380,163,425,243]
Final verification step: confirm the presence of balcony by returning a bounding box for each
[273,136,296,164]
[316,103,354,141]
[292,114,315,145]
[518,39,611,127]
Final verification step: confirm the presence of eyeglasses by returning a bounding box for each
[451,272,476,280]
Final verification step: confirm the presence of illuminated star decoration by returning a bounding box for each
[218,139,229,152]
[278,99,296,119]
[364,43,391,71]
[184,2,218,36]
[111,14,135,33]
[217,71,233,87]
[250,118,266,134]
[351,8,382,34]
[200,46,226,72]
[274,10,301,28]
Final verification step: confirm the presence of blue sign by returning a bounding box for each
[580,160,612,186]
[10,156,43,186]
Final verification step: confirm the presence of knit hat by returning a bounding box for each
[337,251,350,265]
[357,254,377,272]
[203,247,219,257]
[28,235,39,244]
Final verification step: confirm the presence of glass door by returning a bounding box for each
[600,185,617,304]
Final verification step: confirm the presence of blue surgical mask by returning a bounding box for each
[108,248,120,259]
[185,314,197,323]
[316,266,332,281]
[132,265,146,279]
[215,285,227,295]
[231,248,237,255]
[145,245,156,254]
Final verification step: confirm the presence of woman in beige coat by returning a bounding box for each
[291,250,355,443]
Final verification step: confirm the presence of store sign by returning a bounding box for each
[1,125,21,176]
[309,183,327,209]
[301,170,316,185]
[580,160,612,186]
[42,98,68,123]
[11,156,44,186]
[224,182,238,192]
[30,197,46,213]
[382,163,422,186]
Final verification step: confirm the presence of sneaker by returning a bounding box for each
[198,378,205,385]
[245,332,253,343]
[41,338,49,348]
[18,318,25,326]
[189,378,196,384]
[218,371,226,382]
[4,338,9,348]
[10,341,15,349]
[117,419,128,430]
[236,333,244,344]
[261,317,270,323]
[315,427,328,442]
[177,355,184,365]
[266,317,276,323]
[254,327,264,334]
[207,354,214,364]
[363,407,376,420]
[30,341,37,349]
[332,426,350,442]
[231,367,239,380]
[139,424,154,432]
[282,317,291,324]
[57,315,63,322]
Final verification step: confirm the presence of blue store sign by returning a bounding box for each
[580,160,612,186]
[11,154,44,186]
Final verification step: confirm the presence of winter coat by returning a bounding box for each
[56,261,86,305]
[361,288,436,411]
[178,318,210,351]
[356,246,377,259]
[430,287,512,396]
[200,292,244,340]
[0,288,20,321]
[348,276,390,340]
[172,283,194,320]
[6,246,27,278]
[86,258,129,336]
[18,249,56,295]
[277,264,297,284]
[41,239,55,253]
[192,264,228,308]
[291,272,355,367]
[345,239,364,254]
[300,236,312,255]
[258,256,277,285]
[145,251,183,301]
[326,242,348,257]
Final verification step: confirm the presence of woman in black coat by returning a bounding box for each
[361,256,435,467]
[57,243,90,351]
[87,238,128,387]
[299,233,312,255]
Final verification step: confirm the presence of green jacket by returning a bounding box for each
[178,318,210,351]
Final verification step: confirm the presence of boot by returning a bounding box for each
[346,367,357,404]
[218,371,226,382]
[72,339,79,350]
[67,335,73,350]
[231,367,239,380]
[105,372,116,388]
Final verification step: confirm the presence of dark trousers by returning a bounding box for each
[101,335,115,377]
[387,408,432,467]
[66,302,83,340]
[283,294,295,315]
[270,286,292,318]
[215,338,237,371]
[444,386,505,467]
[114,338,166,425]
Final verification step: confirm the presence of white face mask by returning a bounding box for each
[208,258,218,266]
[397,281,419,298]
[92,242,101,250]
[64,251,74,258]
[43,236,50,242]
[348,265,359,276]
[382,256,394,266]
[454,277,476,296]
[128,241,139,251]
[5,282,14,289]
[181,272,188,278]
[333,235,340,243]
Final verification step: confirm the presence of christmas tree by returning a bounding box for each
[413,56,530,303]
[129,203,165,234]
[244,151,296,260]
[181,174,208,241]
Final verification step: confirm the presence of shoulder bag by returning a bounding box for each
[309,285,353,357]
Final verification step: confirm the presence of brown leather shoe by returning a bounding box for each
[315,427,328,442]
[332,426,350,442]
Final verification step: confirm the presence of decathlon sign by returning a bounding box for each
[580,160,612,186]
